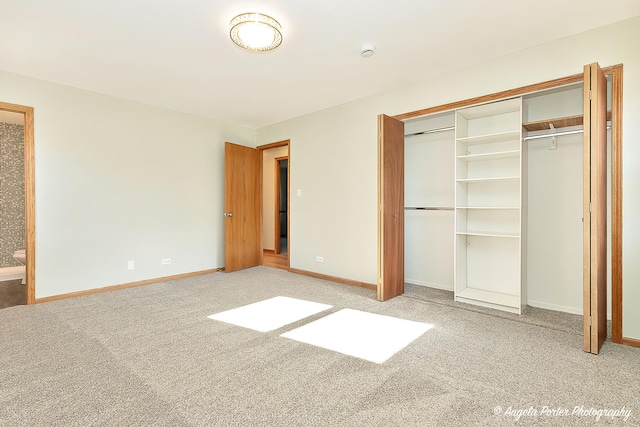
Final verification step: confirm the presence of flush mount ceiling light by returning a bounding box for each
[230,12,282,53]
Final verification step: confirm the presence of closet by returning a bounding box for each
[378,62,615,354]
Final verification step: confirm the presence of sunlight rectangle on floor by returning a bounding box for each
[207,296,332,332]
[281,309,433,364]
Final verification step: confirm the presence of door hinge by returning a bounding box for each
[589,89,592,100]
[589,202,592,213]
[589,316,592,327]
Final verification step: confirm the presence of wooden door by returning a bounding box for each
[225,142,261,272]
[378,114,405,301]
[583,63,608,354]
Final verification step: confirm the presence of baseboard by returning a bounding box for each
[405,279,453,292]
[34,268,221,304]
[0,266,26,281]
[527,300,583,316]
[527,300,613,321]
[622,337,640,348]
[288,268,377,291]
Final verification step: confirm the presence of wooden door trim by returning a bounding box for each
[257,139,290,150]
[611,65,623,344]
[274,156,288,254]
[386,64,624,345]
[0,102,35,305]
[393,65,620,121]
[258,140,290,268]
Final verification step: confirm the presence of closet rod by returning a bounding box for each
[405,126,455,138]
[524,125,611,141]
[404,207,454,211]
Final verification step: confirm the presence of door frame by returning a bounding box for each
[257,139,290,266]
[382,64,624,345]
[0,102,36,304]
[274,155,288,254]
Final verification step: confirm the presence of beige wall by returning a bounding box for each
[262,146,288,250]
[256,17,640,339]
[0,70,255,298]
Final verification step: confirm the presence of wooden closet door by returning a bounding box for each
[583,63,608,354]
[378,114,405,301]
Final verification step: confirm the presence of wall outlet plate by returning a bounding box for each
[162,258,171,265]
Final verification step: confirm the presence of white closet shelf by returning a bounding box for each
[456,150,520,162]
[455,130,520,146]
[456,176,519,183]
[456,230,519,238]
[455,288,520,309]
[456,206,520,210]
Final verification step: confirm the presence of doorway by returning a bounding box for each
[0,102,35,305]
[274,157,288,255]
[259,140,290,270]
[378,63,624,352]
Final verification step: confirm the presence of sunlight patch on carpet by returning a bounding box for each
[207,296,332,332]
[281,309,433,364]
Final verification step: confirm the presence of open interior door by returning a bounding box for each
[224,142,261,272]
[378,114,405,301]
[583,63,608,354]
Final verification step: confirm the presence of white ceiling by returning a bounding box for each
[1,1,639,129]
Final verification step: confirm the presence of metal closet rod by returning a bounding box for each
[404,207,454,211]
[405,126,455,138]
[524,125,611,141]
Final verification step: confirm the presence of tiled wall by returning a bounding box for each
[0,122,25,268]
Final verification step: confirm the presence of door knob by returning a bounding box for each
[224,212,233,217]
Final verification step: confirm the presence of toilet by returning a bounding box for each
[13,249,26,284]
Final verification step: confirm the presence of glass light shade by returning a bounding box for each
[230,13,282,53]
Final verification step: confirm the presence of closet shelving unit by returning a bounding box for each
[454,98,525,313]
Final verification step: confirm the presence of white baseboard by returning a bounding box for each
[527,300,612,321]
[0,266,25,281]
[527,300,582,316]
[405,279,453,292]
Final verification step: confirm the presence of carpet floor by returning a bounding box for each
[0,267,638,426]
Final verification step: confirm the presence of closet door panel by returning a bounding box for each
[583,62,608,354]
[378,114,405,301]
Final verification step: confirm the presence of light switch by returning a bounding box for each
[296,188,302,198]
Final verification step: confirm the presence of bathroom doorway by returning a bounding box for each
[0,102,35,306]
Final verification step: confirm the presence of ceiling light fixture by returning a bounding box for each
[230,12,282,53]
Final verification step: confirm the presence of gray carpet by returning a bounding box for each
[1,267,638,426]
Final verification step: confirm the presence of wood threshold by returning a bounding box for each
[263,249,276,254]
[0,101,35,305]
[622,337,640,348]
[289,268,377,291]
[34,268,220,304]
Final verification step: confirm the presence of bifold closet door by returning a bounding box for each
[583,63,608,354]
[378,114,405,301]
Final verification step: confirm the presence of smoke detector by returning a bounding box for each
[360,44,376,58]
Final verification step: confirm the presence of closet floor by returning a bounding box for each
[402,284,610,339]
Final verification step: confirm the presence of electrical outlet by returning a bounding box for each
[127,260,135,270]
[162,258,171,265]
[316,256,323,263]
